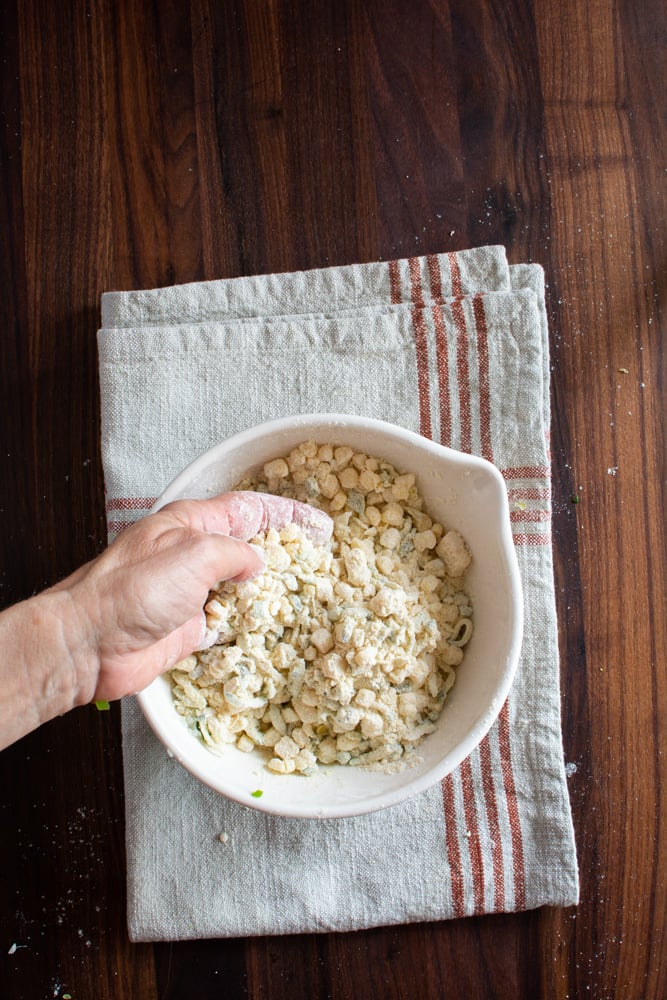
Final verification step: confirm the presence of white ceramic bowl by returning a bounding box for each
[137,414,523,819]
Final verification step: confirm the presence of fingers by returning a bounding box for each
[232,492,334,546]
[159,491,333,545]
[79,532,264,652]
[94,613,206,700]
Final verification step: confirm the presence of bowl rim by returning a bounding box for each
[136,413,524,818]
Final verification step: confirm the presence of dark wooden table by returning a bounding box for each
[1,1,664,997]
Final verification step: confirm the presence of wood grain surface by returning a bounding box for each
[0,1,664,997]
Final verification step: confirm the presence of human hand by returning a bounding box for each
[57,491,333,705]
[0,491,333,751]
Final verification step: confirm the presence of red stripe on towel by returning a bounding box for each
[105,497,155,511]
[462,295,510,913]
[432,304,452,446]
[441,775,466,918]
[512,533,552,546]
[510,509,551,523]
[408,257,425,307]
[448,251,463,296]
[407,258,432,438]
[106,520,138,534]
[497,701,526,909]
[451,297,472,453]
[388,259,402,304]
[427,254,443,300]
[507,486,550,501]
[473,295,493,462]
[411,307,432,438]
[502,466,550,481]
[467,298,527,914]
[479,735,506,911]
[439,291,507,917]
[460,757,486,914]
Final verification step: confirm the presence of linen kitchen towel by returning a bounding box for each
[98,246,579,940]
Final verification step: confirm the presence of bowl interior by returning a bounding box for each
[137,414,522,818]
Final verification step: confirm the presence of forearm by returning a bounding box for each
[0,590,95,750]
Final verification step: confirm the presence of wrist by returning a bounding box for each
[0,588,99,750]
[37,586,101,710]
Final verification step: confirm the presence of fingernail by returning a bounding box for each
[248,543,266,577]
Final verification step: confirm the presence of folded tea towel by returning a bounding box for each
[98,246,578,941]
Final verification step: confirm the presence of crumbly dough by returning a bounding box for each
[170,441,473,774]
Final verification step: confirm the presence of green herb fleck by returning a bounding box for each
[63,995,72,999]
[94,700,110,711]
[570,495,580,504]
[250,789,264,798]
[346,489,365,514]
